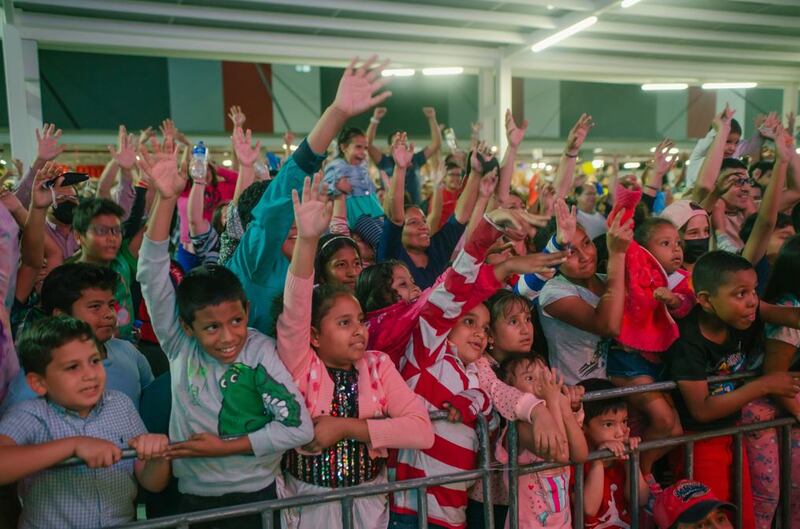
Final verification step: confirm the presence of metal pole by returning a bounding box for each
[260,509,274,529]
[779,425,791,529]
[478,415,496,529]
[418,486,429,529]
[341,497,354,529]
[733,433,743,529]
[255,64,291,132]
[574,463,585,529]
[508,422,519,529]
[629,450,640,529]
[684,441,694,480]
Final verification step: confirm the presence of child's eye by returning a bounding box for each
[205,324,218,332]
[339,319,350,327]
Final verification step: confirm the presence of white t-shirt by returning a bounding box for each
[577,210,608,240]
[538,274,607,384]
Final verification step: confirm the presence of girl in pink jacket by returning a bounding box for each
[276,175,434,529]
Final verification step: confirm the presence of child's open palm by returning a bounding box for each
[232,126,261,167]
[505,109,529,149]
[137,138,184,199]
[334,55,392,118]
[554,198,577,246]
[391,132,414,169]
[292,172,332,240]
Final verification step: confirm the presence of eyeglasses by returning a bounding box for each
[733,176,756,187]
[88,225,122,237]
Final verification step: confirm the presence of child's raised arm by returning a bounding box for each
[277,174,333,378]
[692,105,733,203]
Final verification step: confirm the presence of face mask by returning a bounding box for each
[51,201,75,226]
[683,237,710,264]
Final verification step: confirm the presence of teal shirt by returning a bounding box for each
[226,139,326,334]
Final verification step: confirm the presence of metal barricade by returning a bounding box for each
[77,373,794,529]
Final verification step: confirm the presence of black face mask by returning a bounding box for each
[51,201,76,226]
[683,237,710,264]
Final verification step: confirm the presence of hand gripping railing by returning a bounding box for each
[83,371,794,529]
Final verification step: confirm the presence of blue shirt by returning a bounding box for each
[323,158,377,197]
[0,338,153,416]
[0,391,147,529]
[377,150,427,206]
[377,215,466,290]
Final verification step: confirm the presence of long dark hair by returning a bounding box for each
[355,260,405,313]
[337,127,365,158]
[763,234,800,303]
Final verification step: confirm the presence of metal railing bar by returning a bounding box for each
[507,421,519,529]
[260,510,273,529]
[341,497,354,529]
[629,450,640,529]
[684,441,694,480]
[478,414,495,529]
[733,433,743,529]
[573,463,585,529]
[417,485,428,529]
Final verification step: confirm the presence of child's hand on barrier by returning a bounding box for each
[758,371,800,398]
[561,384,585,412]
[74,437,123,468]
[598,440,628,460]
[129,434,170,460]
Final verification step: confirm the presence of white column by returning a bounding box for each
[477,58,512,154]
[2,11,41,166]
[782,83,799,128]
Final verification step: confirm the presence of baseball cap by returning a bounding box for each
[659,200,709,232]
[653,480,735,529]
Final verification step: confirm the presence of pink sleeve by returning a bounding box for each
[276,271,315,381]
[474,355,543,423]
[367,355,435,450]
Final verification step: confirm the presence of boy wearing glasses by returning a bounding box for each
[68,198,135,340]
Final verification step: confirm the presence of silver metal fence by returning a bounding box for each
[89,372,796,529]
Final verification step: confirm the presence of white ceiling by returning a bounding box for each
[8,0,800,87]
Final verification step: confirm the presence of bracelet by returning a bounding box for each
[370,117,380,125]
[645,184,659,191]
[191,177,207,185]
[564,151,579,158]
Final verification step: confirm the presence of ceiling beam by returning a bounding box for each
[18,0,526,45]
[503,0,620,61]
[726,0,800,6]
[559,37,800,64]
[616,4,800,29]
[493,0,596,11]
[234,0,556,30]
[18,12,501,68]
[591,21,800,49]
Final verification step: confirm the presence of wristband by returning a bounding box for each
[564,151,579,158]
[645,184,659,191]
[370,117,381,125]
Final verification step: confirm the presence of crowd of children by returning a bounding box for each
[0,54,799,529]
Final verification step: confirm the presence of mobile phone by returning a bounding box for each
[44,172,89,188]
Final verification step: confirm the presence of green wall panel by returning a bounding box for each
[39,50,170,130]
[560,81,658,141]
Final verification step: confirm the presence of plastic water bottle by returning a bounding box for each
[190,141,208,181]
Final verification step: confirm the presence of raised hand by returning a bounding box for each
[292,172,332,240]
[652,138,677,177]
[333,56,392,118]
[786,111,796,135]
[391,132,414,169]
[470,141,493,175]
[773,126,796,161]
[430,159,446,189]
[422,107,436,120]
[757,112,780,139]
[35,123,64,161]
[712,104,734,132]
[159,119,177,153]
[505,109,529,149]
[606,209,634,255]
[232,126,261,167]
[108,125,138,170]
[565,113,594,156]
[31,161,65,210]
[74,437,123,469]
[554,198,577,246]
[137,138,184,199]
[228,105,246,128]
[488,207,550,240]
[138,126,155,146]
[711,172,737,198]
[129,433,170,460]
[478,168,498,198]
[373,107,388,120]
[282,131,295,149]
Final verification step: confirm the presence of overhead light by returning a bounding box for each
[545,164,553,171]
[623,162,641,170]
[294,65,311,73]
[592,159,605,169]
[685,159,691,165]
[422,67,464,76]
[649,147,656,153]
[382,68,415,77]
[593,147,603,154]
[490,145,498,153]
[668,147,679,154]
[547,5,555,10]
[642,83,688,91]
[222,159,233,167]
[701,82,757,90]
[531,16,598,53]
[621,0,642,7]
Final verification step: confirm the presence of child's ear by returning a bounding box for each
[180,320,195,337]
[309,327,321,349]
[25,372,49,397]
[696,290,714,312]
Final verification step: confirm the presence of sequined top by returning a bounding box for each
[284,366,383,488]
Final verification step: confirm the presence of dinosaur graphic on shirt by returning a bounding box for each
[217,362,302,436]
